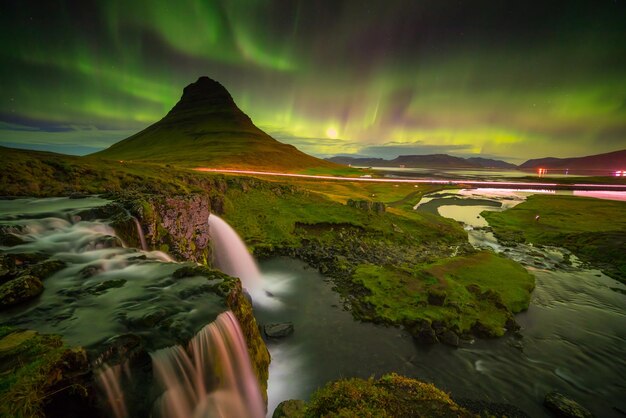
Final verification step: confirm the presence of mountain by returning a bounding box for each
[392,154,478,168]
[93,76,337,171]
[519,149,626,170]
[325,156,388,166]
[466,157,518,169]
[327,154,516,169]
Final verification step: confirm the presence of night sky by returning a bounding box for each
[1,1,625,162]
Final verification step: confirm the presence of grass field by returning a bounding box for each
[484,195,626,281]
[353,251,534,336]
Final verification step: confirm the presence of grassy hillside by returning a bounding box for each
[0,145,536,340]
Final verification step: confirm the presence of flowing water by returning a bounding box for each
[256,189,626,417]
[208,214,261,291]
[0,198,263,418]
[150,311,265,418]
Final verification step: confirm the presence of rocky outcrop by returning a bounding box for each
[347,199,386,214]
[111,193,216,263]
[544,391,594,418]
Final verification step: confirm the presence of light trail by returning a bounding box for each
[193,168,626,191]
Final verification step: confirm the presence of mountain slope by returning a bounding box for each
[520,149,626,170]
[93,76,337,171]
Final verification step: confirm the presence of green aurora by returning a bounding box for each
[1,0,625,162]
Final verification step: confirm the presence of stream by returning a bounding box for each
[257,189,626,417]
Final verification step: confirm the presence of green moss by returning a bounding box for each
[0,329,90,418]
[352,251,534,336]
[304,373,474,418]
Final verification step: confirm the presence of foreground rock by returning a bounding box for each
[264,322,295,338]
[276,373,475,417]
[544,391,594,418]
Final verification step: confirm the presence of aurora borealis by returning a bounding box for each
[1,1,625,162]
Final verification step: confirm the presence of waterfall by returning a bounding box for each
[208,214,261,290]
[97,363,130,418]
[97,311,264,418]
[151,311,265,418]
[132,216,148,251]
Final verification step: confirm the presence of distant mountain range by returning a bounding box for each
[93,76,337,171]
[326,154,517,169]
[327,149,626,172]
[519,149,626,170]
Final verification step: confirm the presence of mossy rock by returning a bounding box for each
[0,274,44,309]
[273,400,306,418]
[27,259,66,280]
[303,373,475,417]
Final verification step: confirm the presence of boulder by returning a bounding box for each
[544,391,593,418]
[0,275,44,308]
[264,322,294,338]
[440,330,460,347]
[272,399,306,418]
[408,320,438,344]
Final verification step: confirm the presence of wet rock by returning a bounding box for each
[95,333,150,369]
[440,330,460,347]
[27,259,66,280]
[83,235,122,251]
[470,320,494,338]
[74,202,126,221]
[273,399,305,418]
[505,316,521,332]
[79,264,102,278]
[6,252,48,267]
[0,232,26,247]
[0,274,44,308]
[89,279,127,294]
[173,264,213,279]
[408,319,438,344]
[544,391,594,418]
[264,322,294,338]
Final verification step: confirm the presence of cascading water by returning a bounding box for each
[208,214,261,290]
[97,363,130,418]
[150,311,265,418]
[132,216,149,251]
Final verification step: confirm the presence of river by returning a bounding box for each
[256,189,626,417]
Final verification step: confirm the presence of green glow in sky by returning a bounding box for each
[1,0,624,161]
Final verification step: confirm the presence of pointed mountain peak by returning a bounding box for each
[93,76,338,171]
[166,76,238,117]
